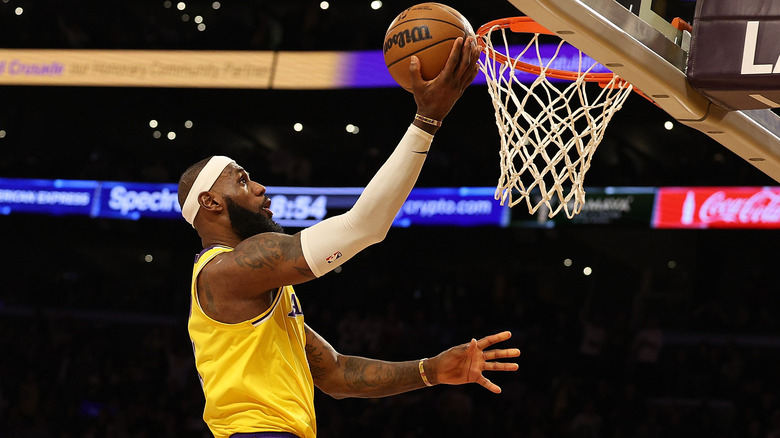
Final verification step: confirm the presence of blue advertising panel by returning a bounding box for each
[95,181,181,220]
[0,178,509,227]
[393,187,510,227]
[0,178,97,217]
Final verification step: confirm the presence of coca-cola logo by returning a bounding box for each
[698,190,780,224]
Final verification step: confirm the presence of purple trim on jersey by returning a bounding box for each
[230,433,300,438]
[191,245,232,318]
[250,287,284,326]
[194,244,233,263]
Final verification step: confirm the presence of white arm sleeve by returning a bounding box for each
[300,124,434,277]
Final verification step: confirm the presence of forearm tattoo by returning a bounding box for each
[305,342,329,382]
[305,325,423,397]
[342,357,421,395]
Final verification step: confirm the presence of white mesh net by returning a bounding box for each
[479,25,633,218]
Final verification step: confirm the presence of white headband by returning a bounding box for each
[182,155,235,226]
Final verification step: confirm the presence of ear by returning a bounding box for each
[198,191,223,213]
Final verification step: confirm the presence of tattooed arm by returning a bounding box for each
[305,324,427,399]
[305,324,522,399]
[196,232,316,322]
[227,232,315,286]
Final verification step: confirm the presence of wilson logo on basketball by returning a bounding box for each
[384,25,433,53]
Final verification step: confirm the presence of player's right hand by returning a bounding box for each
[409,36,480,123]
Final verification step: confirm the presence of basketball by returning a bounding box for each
[383,3,474,91]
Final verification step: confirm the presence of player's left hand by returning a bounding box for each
[427,331,521,393]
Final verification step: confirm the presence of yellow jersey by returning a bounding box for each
[188,245,316,438]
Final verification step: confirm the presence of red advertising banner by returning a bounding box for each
[653,187,780,229]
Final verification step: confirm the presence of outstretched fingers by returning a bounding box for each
[483,347,522,361]
[482,345,520,375]
[477,375,502,394]
[484,361,520,372]
[476,331,513,350]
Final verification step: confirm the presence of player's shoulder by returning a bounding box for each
[195,245,234,269]
[197,244,233,259]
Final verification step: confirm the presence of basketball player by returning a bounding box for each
[178,37,521,438]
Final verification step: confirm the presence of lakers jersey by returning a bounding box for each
[188,245,316,438]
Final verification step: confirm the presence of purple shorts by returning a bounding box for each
[230,433,300,438]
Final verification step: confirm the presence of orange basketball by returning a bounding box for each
[383,3,474,92]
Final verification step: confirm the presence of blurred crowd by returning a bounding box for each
[0,0,700,52]
[1,217,778,437]
[0,1,518,51]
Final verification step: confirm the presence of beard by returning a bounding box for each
[224,196,285,240]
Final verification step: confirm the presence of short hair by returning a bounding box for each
[178,156,214,209]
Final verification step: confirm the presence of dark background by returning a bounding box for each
[1,1,778,437]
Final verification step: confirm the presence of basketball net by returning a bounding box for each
[478,20,634,218]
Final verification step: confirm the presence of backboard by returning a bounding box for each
[505,0,780,183]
